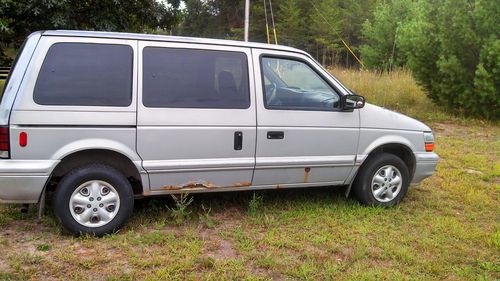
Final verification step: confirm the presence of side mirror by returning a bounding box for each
[341,94,365,110]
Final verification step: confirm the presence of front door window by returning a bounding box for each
[262,57,340,110]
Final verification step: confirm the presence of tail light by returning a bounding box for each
[0,126,9,158]
[424,132,435,152]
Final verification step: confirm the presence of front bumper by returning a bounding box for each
[411,152,439,185]
[0,160,59,203]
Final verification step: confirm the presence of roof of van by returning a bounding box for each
[42,30,308,55]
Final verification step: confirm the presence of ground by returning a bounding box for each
[0,70,499,280]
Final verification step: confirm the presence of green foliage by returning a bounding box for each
[179,0,244,39]
[0,0,182,64]
[36,243,50,252]
[360,0,415,70]
[248,192,264,216]
[309,0,342,65]
[361,0,499,119]
[198,203,218,228]
[397,0,499,119]
[276,0,305,47]
[168,193,194,225]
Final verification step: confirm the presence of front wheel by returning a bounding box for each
[53,164,134,236]
[352,153,410,206]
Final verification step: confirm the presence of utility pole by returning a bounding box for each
[244,0,250,42]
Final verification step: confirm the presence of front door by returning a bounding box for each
[137,42,256,192]
[252,49,359,187]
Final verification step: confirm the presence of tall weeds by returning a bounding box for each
[330,68,453,122]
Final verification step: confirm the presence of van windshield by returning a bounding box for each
[0,39,27,104]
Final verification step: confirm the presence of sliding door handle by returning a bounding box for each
[267,131,284,139]
[234,131,243,150]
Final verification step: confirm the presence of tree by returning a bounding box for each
[309,0,343,65]
[398,0,499,118]
[178,0,246,40]
[276,0,305,48]
[337,0,376,67]
[0,0,181,64]
[360,0,415,71]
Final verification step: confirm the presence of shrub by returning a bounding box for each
[397,0,499,119]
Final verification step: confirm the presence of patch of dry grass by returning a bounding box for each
[330,68,459,123]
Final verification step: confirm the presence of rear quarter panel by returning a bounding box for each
[8,35,145,185]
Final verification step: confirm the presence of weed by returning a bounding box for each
[36,243,50,251]
[199,203,218,228]
[167,193,194,225]
[248,192,264,217]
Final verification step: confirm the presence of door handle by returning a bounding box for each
[267,131,284,139]
[234,131,243,150]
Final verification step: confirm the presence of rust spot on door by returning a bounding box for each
[304,167,311,183]
[233,182,252,187]
[161,180,217,190]
[161,185,181,190]
[183,181,217,189]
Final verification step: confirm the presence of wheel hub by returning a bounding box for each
[69,180,120,228]
[371,165,403,203]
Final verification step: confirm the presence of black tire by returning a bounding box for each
[53,164,134,236]
[352,153,410,206]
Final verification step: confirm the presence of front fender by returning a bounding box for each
[359,133,417,160]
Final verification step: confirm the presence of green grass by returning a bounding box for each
[0,69,499,280]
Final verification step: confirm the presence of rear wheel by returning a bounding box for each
[53,164,134,236]
[352,153,410,206]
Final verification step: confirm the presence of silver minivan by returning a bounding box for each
[0,31,438,235]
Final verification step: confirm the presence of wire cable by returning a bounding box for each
[268,0,278,45]
[312,2,365,68]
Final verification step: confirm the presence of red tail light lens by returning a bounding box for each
[0,126,9,158]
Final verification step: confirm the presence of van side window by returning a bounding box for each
[142,47,250,109]
[261,57,340,110]
[34,43,133,106]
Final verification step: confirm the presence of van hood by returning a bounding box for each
[359,103,431,132]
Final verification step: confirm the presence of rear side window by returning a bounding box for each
[1,38,28,103]
[34,43,133,106]
[143,47,250,109]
